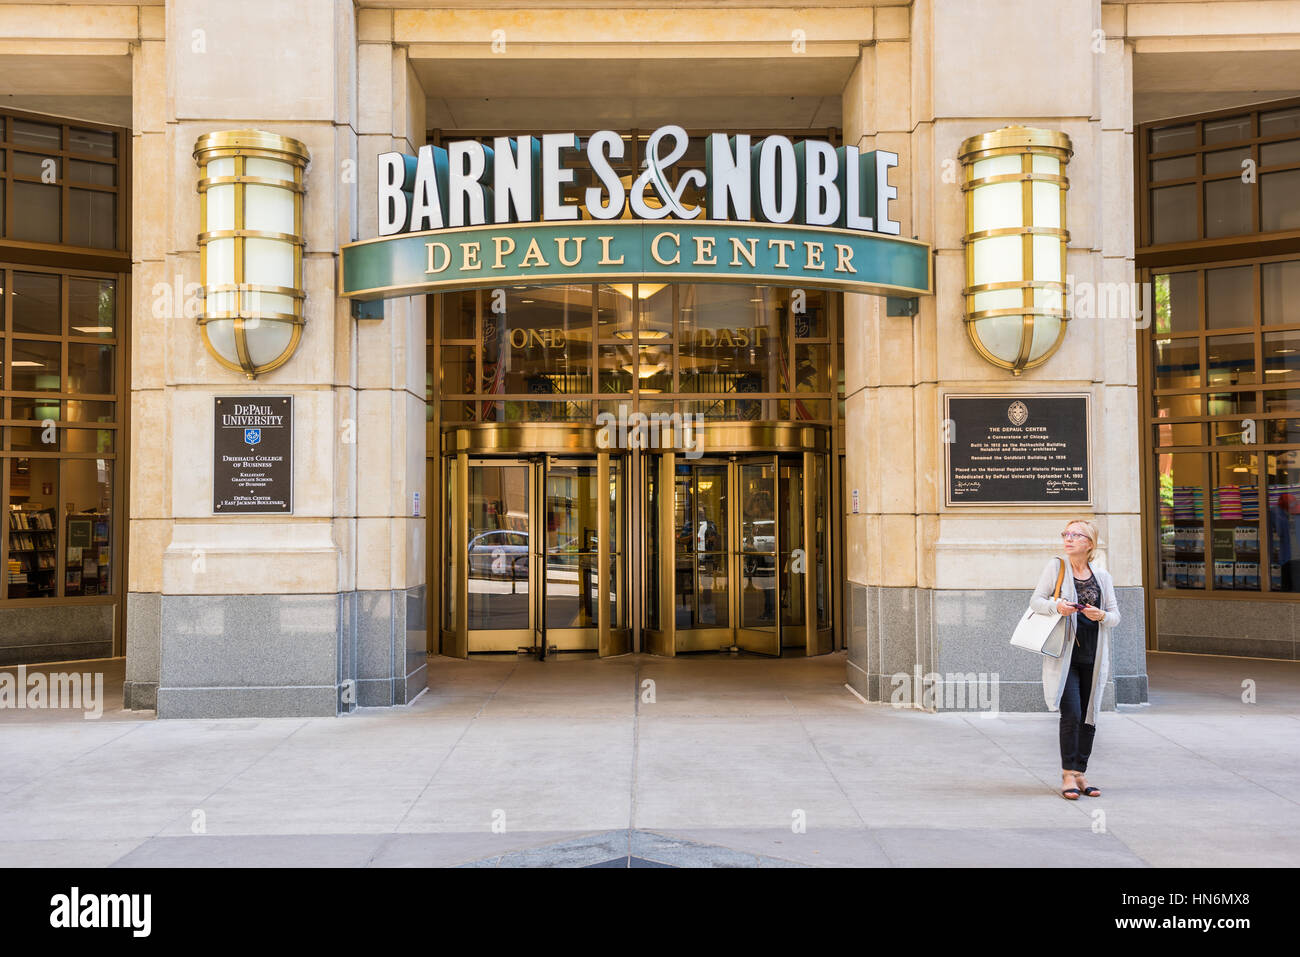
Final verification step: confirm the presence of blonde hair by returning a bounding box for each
[1063,519,1100,562]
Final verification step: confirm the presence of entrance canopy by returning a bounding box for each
[340,219,932,302]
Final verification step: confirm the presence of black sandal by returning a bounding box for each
[1061,788,1081,800]
[1080,785,1101,797]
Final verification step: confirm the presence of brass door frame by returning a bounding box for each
[461,456,537,654]
[441,445,630,658]
[539,453,630,656]
[734,455,782,656]
[807,449,834,655]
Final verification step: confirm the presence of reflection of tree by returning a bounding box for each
[1153,274,1171,334]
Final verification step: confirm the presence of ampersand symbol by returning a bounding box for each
[630,125,705,220]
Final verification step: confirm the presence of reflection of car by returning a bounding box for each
[468,530,529,579]
[742,520,776,577]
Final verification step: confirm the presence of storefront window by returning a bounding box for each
[1145,103,1300,248]
[1147,255,1300,594]
[427,281,841,423]
[423,128,844,426]
[2,265,121,603]
[1,113,122,249]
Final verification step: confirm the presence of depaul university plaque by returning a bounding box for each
[213,396,293,513]
[944,393,1091,506]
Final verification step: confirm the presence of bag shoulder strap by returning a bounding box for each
[1052,557,1066,600]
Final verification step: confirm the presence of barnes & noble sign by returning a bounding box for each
[340,125,932,302]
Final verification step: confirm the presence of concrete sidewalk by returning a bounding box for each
[0,651,1296,867]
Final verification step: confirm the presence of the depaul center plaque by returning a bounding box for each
[213,396,293,513]
[944,393,1091,506]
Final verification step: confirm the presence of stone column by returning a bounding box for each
[123,8,168,710]
[844,0,1148,710]
[353,8,429,707]
[124,0,425,717]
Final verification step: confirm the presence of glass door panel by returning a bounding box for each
[466,462,533,651]
[737,458,780,655]
[779,458,806,645]
[544,464,599,637]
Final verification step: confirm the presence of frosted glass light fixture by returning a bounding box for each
[960,126,1072,375]
[194,130,309,378]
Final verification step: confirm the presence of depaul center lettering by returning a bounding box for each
[339,125,933,301]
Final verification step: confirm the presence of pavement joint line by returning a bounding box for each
[4,719,148,801]
[1117,709,1300,809]
[953,710,1137,848]
[391,655,519,834]
[629,658,641,852]
[139,717,313,851]
[843,682,868,705]
[781,691,889,863]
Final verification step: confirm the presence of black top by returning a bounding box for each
[1072,572,1101,666]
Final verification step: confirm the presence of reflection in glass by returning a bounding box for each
[12,182,60,243]
[1156,393,1201,418]
[1262,170,1300,232]
[467,465,530,631]
[440,290,475,339]
[12,272,61,335]
[1263,261,1300,326]
[645,463,659,630]
[1204,147,1250,175]
[68,343,113,395]
[1205,178,1252,238]
[11,339,61,391]
[1150,156,1196,182]
[596,284,634,339]
[1158,422,1202,446]
[1268,450,1300,592]
[1153,272,1199,334]
[62,460,113,596]
[1204,115,1251,144]
[1154,337,1200,390]
[1211,452,1260,591]
[68,190,115,248]
[779,461,804,632]
[68,278,115,337]
[740,463,776,628]
[1264,330,1300,382]
[482,285,593,397]
[1206,266,1253,328]
[1151,185,1196,244]
[673,463,730,629]
[1156,451,1205,590]
[678,285,781,394]
[1206,334,1255,386]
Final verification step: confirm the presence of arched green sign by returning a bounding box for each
[340,219,932,302]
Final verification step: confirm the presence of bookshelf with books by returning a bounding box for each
[65,511,112,597]
[7,507,57,599]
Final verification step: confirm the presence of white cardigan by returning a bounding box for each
[1028,556,1121,726]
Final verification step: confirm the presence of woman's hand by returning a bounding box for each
[1081,605,1105,622]
[1055,599,1075,616]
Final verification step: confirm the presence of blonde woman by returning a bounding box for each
[1029,519,1121,800]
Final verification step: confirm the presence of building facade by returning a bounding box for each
[0,0,1296,717]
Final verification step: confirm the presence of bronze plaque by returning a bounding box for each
[944,393,1091,506]
[213,396,293,513]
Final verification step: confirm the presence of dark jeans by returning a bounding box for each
[1059,656,1096,773]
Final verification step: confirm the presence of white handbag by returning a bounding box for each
[1010,558,1068,658]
